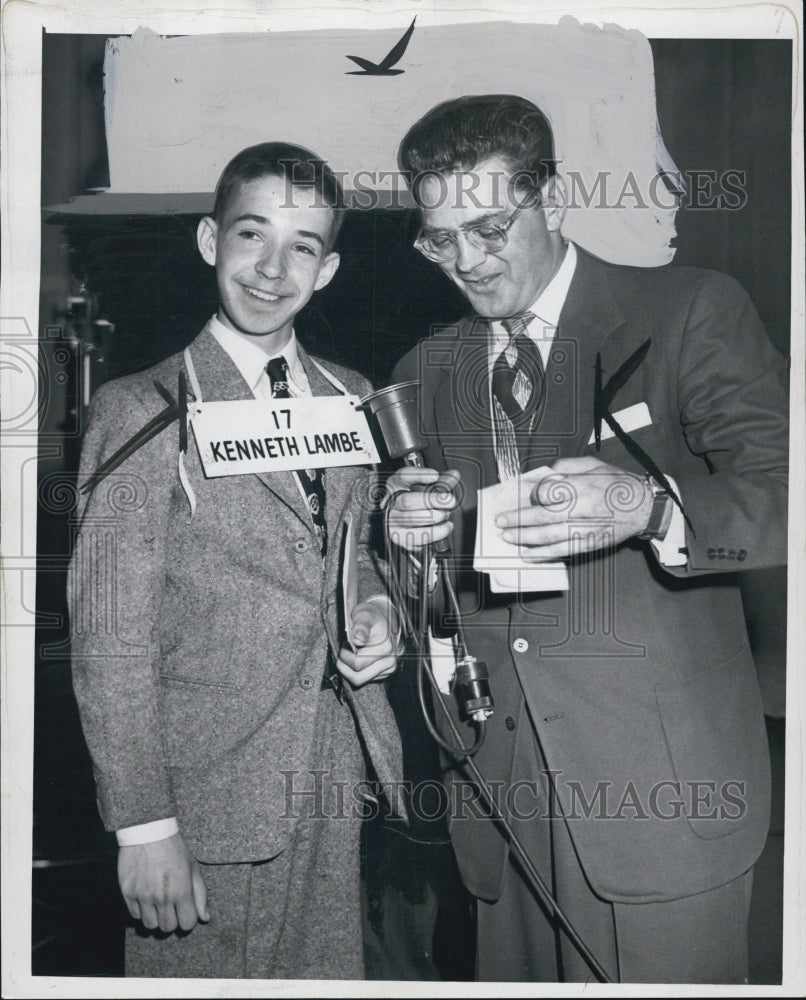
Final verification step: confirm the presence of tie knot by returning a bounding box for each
[266,356,290,396]
[265,356,288,381]
[502,311,535,341]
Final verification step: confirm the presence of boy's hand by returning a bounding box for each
[336,601,400,687]
[118,832,209,933]
[385,468,461,551]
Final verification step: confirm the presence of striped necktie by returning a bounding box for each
[491,312,545,479]
[266,356,328,559]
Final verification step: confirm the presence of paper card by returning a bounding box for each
[190,395,380,478]
[587,401,652,444]
[475,469,569,592]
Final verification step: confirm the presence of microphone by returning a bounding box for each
[360,380,427,466]
[361,381,455,550]
[362,381,494,723]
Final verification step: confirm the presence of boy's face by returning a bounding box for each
[197,174,339,343]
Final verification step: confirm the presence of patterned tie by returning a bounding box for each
[266,356,328,559]
[491,312,545,479]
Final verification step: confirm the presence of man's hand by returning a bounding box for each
[495,457,653,561]
[118,832,209,933]
[384,468,461,551]
[336,601,400,687]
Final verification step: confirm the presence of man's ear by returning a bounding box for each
[313,251,340,292]
[541,175,568,233]
[197,216,218,266]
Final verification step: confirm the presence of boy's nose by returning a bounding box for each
[255,245,286,279]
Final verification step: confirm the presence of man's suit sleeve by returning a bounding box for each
[68,380,177,831]
[671,271,789,573]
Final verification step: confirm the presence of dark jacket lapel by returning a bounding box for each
[525,248,626,468]
[435,315,500,499]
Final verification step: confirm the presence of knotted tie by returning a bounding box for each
[491,312,545,479]
[266,356,328,559]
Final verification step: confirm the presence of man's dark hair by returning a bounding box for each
[398,94,556,203]
[212,141,345,250]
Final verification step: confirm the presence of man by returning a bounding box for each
[68,142,401,979]
[386,95,788,983]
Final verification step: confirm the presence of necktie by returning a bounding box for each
[491,312,545,479]
[265,356,328,559]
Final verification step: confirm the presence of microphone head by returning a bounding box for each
[361,381,427,460]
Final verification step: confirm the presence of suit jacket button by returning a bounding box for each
[294,538,309,553]
[299,675,314,690]
[505,716,516,731]
[513,637,529,653]
[737,549,747,562]
[707,548,716,559]
[717,547,726,559]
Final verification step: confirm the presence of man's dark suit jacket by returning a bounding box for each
[392,248,788,904]
[69,324,402,864]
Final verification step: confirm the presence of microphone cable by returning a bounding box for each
[382,491,614,984]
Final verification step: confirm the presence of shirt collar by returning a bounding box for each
[208,315,303,393]
[528,241,577,330]
[488,242,578,369]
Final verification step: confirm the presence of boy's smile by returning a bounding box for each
[197,174,339,351]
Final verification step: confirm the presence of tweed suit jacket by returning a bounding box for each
[69,323,402,864]
[392,249,789,904]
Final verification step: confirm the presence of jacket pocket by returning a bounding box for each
[586,418,669,477]
[654,651,770,840]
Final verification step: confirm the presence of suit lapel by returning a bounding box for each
[435,316,499,499]
[186,325,309,523]
[525,249,626,468]
[298,346,358,540]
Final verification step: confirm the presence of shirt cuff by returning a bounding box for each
[116,817,179,846]
[650,476,688,567]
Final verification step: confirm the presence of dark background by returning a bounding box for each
[33,32,790,981]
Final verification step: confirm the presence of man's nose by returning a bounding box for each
[255,244,286,278]
[453,232,487,273]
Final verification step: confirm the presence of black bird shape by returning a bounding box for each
[346,17,416,75]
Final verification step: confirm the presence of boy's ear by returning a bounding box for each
[313,251,340,292]
[197,216,218,266]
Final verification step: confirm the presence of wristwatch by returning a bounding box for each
[637,474,671,541]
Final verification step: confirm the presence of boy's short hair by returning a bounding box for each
[398,94,556,203]
[212,142,345,251]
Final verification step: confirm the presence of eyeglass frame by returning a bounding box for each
[413,189,542,263]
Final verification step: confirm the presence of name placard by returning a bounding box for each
[191,395,380,477]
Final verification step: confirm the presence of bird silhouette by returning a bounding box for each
[346,17,416,75]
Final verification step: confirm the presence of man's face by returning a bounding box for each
[417,157,565,319]
[197,175,339,342]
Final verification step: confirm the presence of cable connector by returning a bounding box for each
[454,654,494,722]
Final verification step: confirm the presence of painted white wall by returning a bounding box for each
[103,16,679,266]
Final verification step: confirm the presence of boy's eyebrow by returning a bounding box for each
[296,229,325,247]
[233,214,325,247]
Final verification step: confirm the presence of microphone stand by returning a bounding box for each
[362,382,613,984]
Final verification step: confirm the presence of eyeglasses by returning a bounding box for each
[413,192,540,263]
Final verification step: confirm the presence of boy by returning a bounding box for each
[68,142,401,980]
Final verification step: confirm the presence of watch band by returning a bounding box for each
[638,474,671,541]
